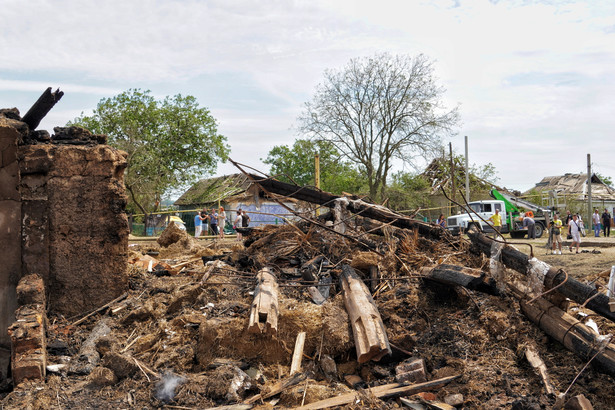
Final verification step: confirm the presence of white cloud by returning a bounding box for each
[0,79,120,95]
[1,0,615,191]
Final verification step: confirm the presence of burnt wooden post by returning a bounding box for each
[21,87,64,130]
[248,267,279,335]
[340,265,391,363]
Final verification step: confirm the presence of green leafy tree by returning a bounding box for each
[299,53,459,200]
[70,89,229,214]
[385,172,432,211]
[263,138,366,195]
[595,172,613,187]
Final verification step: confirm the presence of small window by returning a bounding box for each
[483,203,492,213]
[470,203,482,213]
[494,203,502,212]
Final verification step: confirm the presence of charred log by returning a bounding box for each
[520,297,615,378]
[466,227,615,323]
[21,87,64,130]
[421,264,500,296]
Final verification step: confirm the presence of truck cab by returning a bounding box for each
[446,200,507,235]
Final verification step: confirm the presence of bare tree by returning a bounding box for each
[298,53,459,199]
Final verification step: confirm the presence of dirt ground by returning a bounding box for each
[510,234,615,278]
[2,223,615,409]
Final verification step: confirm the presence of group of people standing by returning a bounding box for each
[550,211,585,254]
[591,208,612,237]
[194,207,250,240]
[194,207,227,239]
[233,209,250,240]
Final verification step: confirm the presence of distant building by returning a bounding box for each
[525,173,615,214]
[174,173,300,231]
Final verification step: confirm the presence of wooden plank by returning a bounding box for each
[340,265,391,363]
[248,267,279,335]
[297,375,461,409]
[290,332,307,375]
[525,345,556,395]
[243,172,450,241]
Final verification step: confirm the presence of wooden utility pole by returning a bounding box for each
[449,142,456,213]
[587,154,592,225]
[465,136,470,203]
[315,154,320,190]
[315,154,321,216]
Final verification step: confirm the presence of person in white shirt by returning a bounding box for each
[592,209,601,237]
[568,214,582,253]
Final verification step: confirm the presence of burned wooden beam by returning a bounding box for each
[421,264,500,296]
[520,296,615,377]
[244,173,450,242]
[466,227,615,323]
[340,265,391,363]
[247,267,279,335]
[21,87,64,130]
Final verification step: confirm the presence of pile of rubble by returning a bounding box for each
[2,201,615,409]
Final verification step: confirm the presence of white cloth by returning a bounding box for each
[569,219,581,235]
[569,219,582,243]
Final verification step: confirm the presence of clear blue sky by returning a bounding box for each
[2,0,614,193]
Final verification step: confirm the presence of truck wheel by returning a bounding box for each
[534,224,544,238]
[510,231,526,239]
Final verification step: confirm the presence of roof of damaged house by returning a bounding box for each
[174,173,252,207]
[528,173,615,200]
[421,158,499,194]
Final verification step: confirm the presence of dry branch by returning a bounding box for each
[244,372,307,404]
[525,345,556,395]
